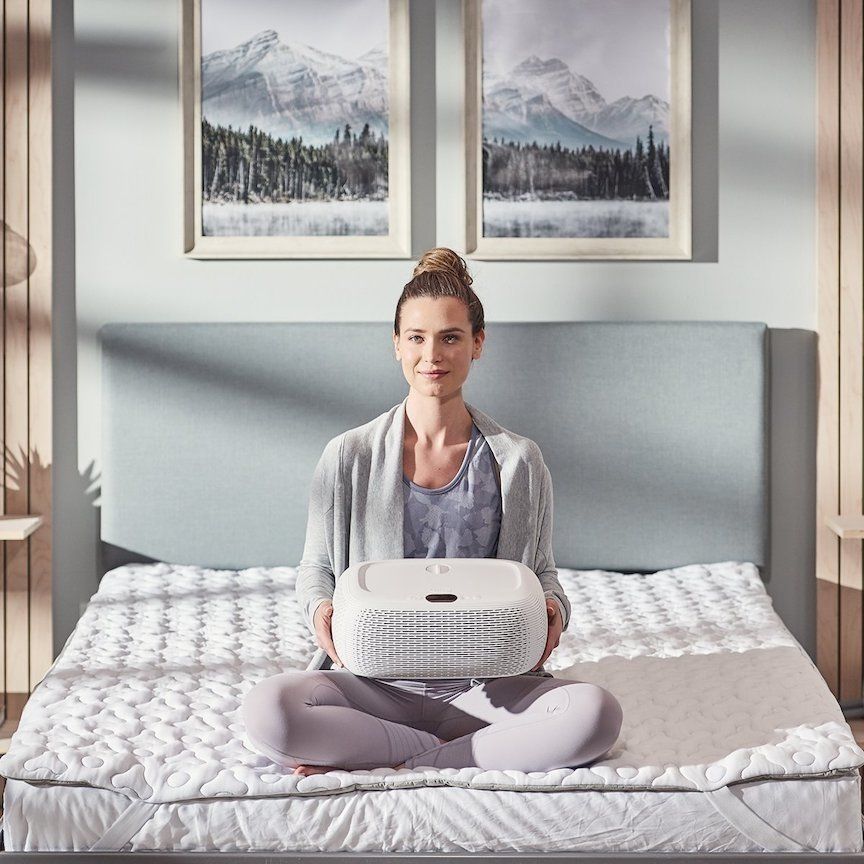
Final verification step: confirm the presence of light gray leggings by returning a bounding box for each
[243,670,623,772]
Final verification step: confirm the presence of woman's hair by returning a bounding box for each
[394,247,485,336]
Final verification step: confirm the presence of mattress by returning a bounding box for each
[1,561,862,853]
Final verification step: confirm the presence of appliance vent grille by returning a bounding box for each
[339,600,546,678]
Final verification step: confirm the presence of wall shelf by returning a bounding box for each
[0,515,42,541]
[826,515,864,540]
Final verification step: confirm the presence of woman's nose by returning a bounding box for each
[423,342,442,361]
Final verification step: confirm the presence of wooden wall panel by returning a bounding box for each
[838,0,864,704]
[5,0,32,698]
[27,0,52,689]
[0,0,7,703]
[817,0,864,705]
[0,0,53,717]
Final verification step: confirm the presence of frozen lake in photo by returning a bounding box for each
[203,201,389,237]
[483,199,669,239]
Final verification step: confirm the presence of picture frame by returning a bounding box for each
[180,0,411,259]
[464,0,692,260]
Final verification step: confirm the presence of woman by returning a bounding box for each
[243,248,623,776]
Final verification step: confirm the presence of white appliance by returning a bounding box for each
[331,558,548,679]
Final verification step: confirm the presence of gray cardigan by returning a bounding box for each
[295,396,571,634]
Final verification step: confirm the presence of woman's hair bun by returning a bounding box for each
[395,246,484,335]
[412,247,473,290]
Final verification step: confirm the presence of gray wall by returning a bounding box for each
[59,0,818,656]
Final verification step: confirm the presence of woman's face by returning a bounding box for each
[393,296,484,399]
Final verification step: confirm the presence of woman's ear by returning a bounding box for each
[473,329,485,359]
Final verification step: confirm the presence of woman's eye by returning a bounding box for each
[407,334,458,343]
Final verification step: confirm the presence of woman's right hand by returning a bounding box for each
[313,600,343,668]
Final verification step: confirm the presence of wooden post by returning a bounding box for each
[816,0,842,695]
[817,0,864,704]
[0,0,53,721]
[838,0,864,704]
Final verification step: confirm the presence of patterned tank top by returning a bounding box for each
[402,422,502,559]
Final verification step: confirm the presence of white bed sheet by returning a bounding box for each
[2,561,863,853]
[5,774,862,853]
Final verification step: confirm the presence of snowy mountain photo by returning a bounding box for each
[479,0,675,242]
[198,0,392,239]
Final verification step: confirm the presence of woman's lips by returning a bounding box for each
[420,371,448,378]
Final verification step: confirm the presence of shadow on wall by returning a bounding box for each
[4,444,50,494]
[75,34,176,90]
[2,222,36,287]
[78,461,101,510]
[691,0,719,263]
[53,460,101,656]
[767,329,817,658]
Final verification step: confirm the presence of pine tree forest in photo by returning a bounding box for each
[483,126,669,202]
[202,119,389,204]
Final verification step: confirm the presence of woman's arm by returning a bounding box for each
[534,461,571,631]
[296,436,342,633]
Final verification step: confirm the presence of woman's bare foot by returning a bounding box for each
[292,764,342,776]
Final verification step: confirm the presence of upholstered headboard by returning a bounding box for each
[100,322,768,574]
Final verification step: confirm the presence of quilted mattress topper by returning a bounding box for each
[0,561,861,804]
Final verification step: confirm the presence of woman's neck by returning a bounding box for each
[404,390,473,448]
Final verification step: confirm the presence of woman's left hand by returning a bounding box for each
[531,599,564,671]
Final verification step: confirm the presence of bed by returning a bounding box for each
[0,321,861,861]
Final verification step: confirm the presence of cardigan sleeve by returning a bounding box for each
[295,435,342,634]
[534,461,571,631]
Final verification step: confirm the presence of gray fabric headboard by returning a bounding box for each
[100,322,768,574]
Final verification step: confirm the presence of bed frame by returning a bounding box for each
[4,321,858,862]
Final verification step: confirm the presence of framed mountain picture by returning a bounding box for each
[464,0,691,260]
[181,0,411,258]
